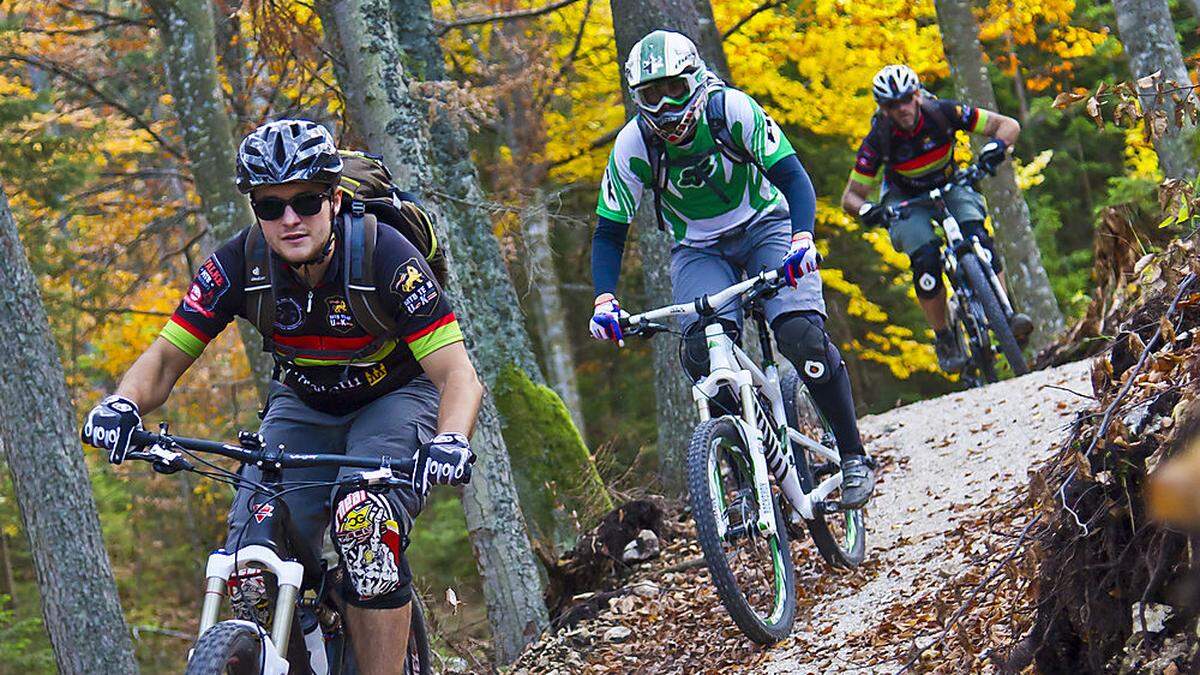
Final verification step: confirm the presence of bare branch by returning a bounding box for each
[546,125,621,169]
[437,0,584,35]
[0,53,186,161]
[722,0,785,41]
[69,304,173,318]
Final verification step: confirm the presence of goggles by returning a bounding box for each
[251,189,332,221]
[632,74,698,114]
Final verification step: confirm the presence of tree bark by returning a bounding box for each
[1112,0,1198,180]
[0,183,139,673]
[147,0,274,398]
[609,0,729,495]
[933,0,1066,349]
[317,0,548,662]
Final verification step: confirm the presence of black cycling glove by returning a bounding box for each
[413,432,475,497]
[977,139,1008,176]
[82,395,142,464]
[857,201,895,228]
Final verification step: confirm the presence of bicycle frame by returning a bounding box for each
[623,269,843,533]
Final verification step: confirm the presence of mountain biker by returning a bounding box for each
[840,64,1033,373]
[589,30,874,508]
[81,119,482,674]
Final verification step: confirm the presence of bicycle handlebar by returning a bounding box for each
[127,428,417,482]
[619,267,788,333]
[882,163,988,224]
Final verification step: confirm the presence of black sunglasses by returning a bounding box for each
[882,92,916,110]
[251,190,331,221]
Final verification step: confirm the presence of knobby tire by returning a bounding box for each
[961,253,1027,377]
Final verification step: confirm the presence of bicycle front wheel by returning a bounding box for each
[405,594,433,675]
[961,253,1027,376]
[686,417,796,644]
[186,621,272,675]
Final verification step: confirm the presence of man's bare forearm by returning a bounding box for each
[114,338,194,414]
[435,366,483,437]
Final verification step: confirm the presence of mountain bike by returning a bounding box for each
[124,427,433,675]
[885,164,1029,386]
[619,269,866,644]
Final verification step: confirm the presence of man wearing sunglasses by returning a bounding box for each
[841,64,1032,373]
[81,119,482,673]
[589,30,875,509]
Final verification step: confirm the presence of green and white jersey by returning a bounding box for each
[596,88,795,245]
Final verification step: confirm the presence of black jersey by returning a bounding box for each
[849,99,988,193]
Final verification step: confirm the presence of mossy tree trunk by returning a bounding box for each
[0,182,139,674]
[609,0,731,496]
[146,0,273,398]
[317,0,548,662]
[933,0,1067,350]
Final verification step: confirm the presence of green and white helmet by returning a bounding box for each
[624,30,710,144]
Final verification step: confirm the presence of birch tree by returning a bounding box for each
[608,0,730,495]
[0,182,138,674]
[933,0,1066,349]
[147,0,274,396]
[316,0,549,662]
[1111,0,1198,180]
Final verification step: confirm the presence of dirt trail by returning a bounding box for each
[762,359,1092,673]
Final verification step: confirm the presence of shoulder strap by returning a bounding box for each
[342,208,397,338]
[920,98,949,133]
[871,111,894,165]
[705,87,761,171]
[636,115,669,232]
[242,224,274,351]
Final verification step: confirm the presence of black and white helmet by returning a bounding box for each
[236,119,342,194]
[871,65,920,104]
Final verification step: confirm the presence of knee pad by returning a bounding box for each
[908,242,944,300]
[772,311,842,386]
[682,319,739,383]
[962,221,1003,274]
[331,487,413,608]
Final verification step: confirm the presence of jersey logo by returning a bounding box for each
[391,257,439,317]
[677,155,717,189]
[183,255,229,318]
[326,296,354,333]
[274,297,304,331]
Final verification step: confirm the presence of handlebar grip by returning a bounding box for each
[130,429,158,448]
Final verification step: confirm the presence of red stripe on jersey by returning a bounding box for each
[273,333,376,350]
[170,314,214,343]
[403,313,457,343]
[892,143,952,172]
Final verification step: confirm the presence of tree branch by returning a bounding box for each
[437,0,584,35]
[0,53,186,161]
[722,0,785,40]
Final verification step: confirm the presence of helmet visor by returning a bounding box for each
[632,75,697,114]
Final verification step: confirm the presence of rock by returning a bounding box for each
[631,580,660,598]
[603,626,632,643]
[444,656,469,673]
[622,529,661,563]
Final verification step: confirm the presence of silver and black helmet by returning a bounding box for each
[236,119,342,194]
[871,65,921,104]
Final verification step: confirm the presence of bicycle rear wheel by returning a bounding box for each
[686,417,796,644]
[781,370,866,569]
[961,253,1027,376]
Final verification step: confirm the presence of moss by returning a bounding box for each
[493,363,613,552]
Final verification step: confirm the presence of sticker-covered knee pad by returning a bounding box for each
[331,487,413,608]
[772,311,842,386]
[961,221,1003,274]
[909,241,944,299]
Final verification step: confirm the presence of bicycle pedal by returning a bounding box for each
[814,500,844,515]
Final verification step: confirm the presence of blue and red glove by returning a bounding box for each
[782,232,820,287]
[589,294,629,347]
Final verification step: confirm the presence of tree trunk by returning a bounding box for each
[609,0,729,495]
[317,0,549,662]
[933,0,1066,349]
[1112,0,1199,180]
[523,198,588,434]
[147,0,274,399]
[0,183,139,673]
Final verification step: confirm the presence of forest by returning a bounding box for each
[2,0,1200,672]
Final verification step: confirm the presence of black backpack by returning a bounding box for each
[243,150,448,352]
[637,86,766,232]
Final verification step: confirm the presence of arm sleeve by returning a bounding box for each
[591,215,631,296]
[723,90,795,170]
[849,135,883,187]
[158,236,244,359]
[942,99,989,134]
[764,155,816,236]
[595,122,649,225]
[374,226,464,361]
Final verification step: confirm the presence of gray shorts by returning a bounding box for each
[882,184,988,254]
[669,205,826,332]
[225,376,438,567]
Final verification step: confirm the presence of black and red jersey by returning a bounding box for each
[160,223,462,415]
[849,99,989,194]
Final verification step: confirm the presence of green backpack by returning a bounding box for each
[243,150,448,352]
